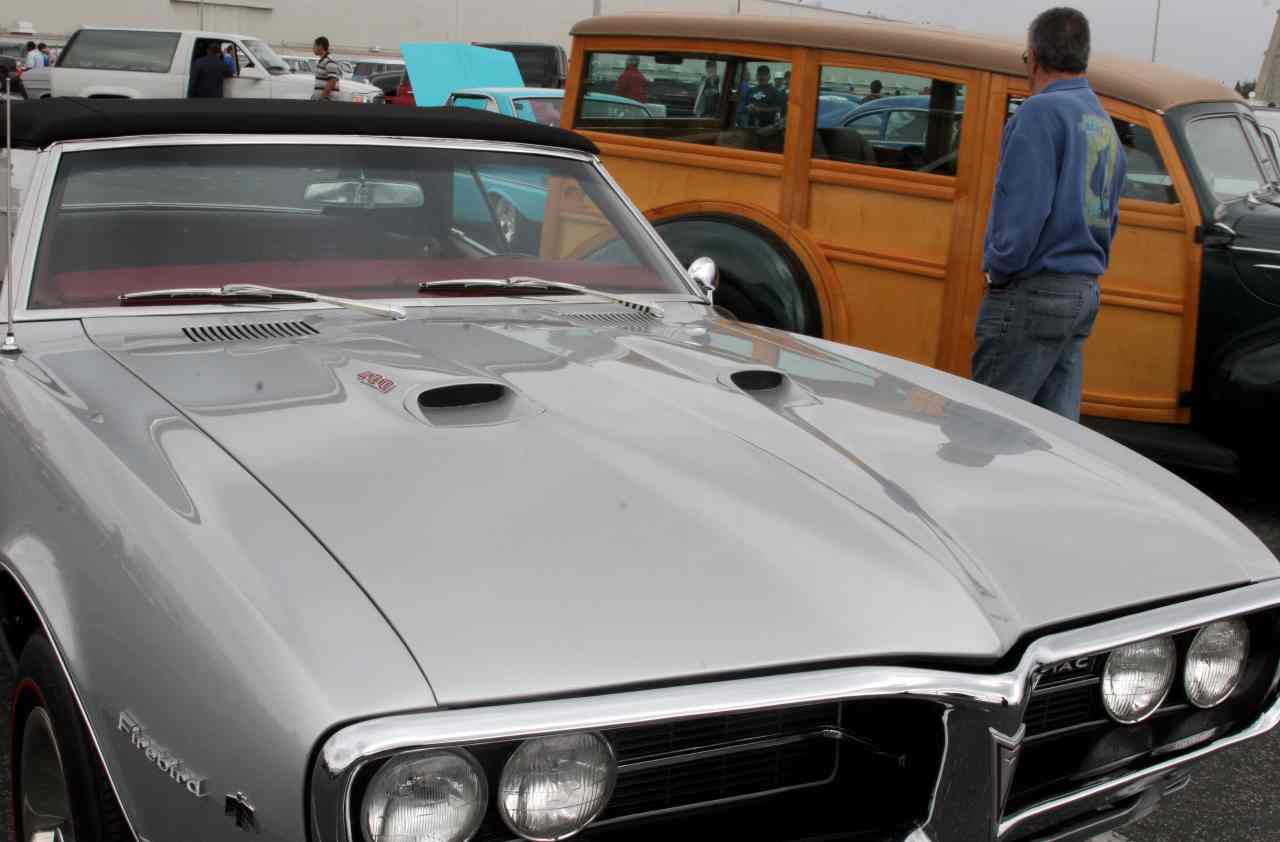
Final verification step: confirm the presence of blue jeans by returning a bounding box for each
[971,273,1101,420]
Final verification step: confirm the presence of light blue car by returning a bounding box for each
[447,87,657,249]
[446,86,657,126]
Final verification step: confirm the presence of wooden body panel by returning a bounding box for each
[566,34,1205,424]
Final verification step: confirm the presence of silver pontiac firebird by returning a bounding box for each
[0,98,1278,842]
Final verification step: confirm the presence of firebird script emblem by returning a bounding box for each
[118,711,208,797]
[357,370,397,393]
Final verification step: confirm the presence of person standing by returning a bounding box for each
[37,43,50,66]
[693,60,721,117]
[188,42,231,98]
[745,64,783,128]
[222,44,236,75]
[312,36,341,101]
[615,56,648,103]
[973,7,1126,421]
[22,42,42,70]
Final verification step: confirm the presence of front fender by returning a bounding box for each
[0,321,432,841]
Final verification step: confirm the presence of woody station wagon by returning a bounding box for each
[565,14,1280,473]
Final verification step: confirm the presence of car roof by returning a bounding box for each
[572,14,1239,113]
[1,98,598,154]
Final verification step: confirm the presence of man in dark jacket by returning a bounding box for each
[973,7,1126,421]
[188,43,232,98]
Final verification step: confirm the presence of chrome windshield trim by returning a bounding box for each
[311,578,1280,842]
[16,294,702,323]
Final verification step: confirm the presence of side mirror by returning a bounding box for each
[688,256,718,302]
[1199,221,1237,248]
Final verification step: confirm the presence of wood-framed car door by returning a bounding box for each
[953,76,1203,424]
[794,49,992,368]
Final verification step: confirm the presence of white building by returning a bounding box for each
[4,0,879,60]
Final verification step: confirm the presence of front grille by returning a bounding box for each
[607,703,838,762]
[1023,679,1104,739]
[461,699,944,842]
[602,737,838,820]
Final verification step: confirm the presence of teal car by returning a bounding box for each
[447,87,655,249]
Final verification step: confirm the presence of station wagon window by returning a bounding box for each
[57,30,180,74]
[1186,116,1267,202]
[812,66,964,176]
[1007,99,1178,204]
[575,53,792,155]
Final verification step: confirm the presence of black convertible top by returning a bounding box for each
[0,98,599,154]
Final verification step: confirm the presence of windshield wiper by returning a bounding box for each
[119,283,405,320]
[418,276,664,318]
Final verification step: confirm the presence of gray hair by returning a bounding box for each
[1029,7,1090,74]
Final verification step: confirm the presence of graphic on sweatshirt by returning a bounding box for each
[1081,114,1121,230]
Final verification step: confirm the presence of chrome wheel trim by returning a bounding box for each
[20,707,75,842]
[494,197,518,245]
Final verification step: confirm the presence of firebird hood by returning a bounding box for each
[86,304,1277,705]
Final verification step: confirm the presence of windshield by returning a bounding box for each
[30,144,689,310]
[242,38,289,75]
[1186,115,1267,201]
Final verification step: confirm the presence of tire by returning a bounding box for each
[11,635,130,842]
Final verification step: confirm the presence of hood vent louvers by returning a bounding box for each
[563,311,654,329]
[182,321,319,343]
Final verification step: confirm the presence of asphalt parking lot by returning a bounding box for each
[0,468,1275,840]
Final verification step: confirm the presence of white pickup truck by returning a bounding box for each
[50,28,382,103]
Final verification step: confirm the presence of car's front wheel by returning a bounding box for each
[12,636,130,842]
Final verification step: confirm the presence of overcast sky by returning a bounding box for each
[821,0,1277,85]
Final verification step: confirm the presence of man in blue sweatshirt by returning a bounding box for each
[975,7,1126,420]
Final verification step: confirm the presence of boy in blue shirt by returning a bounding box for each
[974,7,1126,421]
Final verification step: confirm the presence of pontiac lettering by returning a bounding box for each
[118,711,208,798]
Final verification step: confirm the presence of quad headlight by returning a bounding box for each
[1101,636,1176,724]
[1185,619,1250,709]
[362,749,487,842]
[498,732,616,841]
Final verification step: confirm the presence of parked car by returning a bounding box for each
[369,68,415,106]
[3,95,1280,842]
[473,41,568,88]
[281,54,315,74]
[349,57,404,83]
[832,94,966,171]
[567,14,1280,475]
[50,28,383,103]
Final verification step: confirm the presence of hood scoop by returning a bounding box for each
[406,379,542,428]
[182,321,319,343]
[721,367,820,410]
